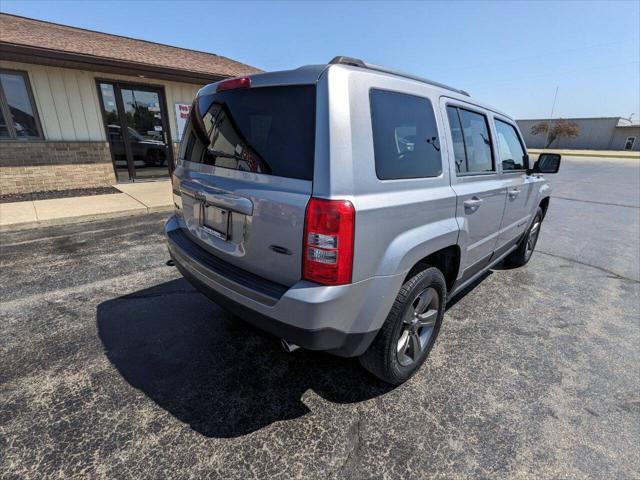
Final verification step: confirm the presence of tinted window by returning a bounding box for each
[0,70,42,140]
[446,106,494,174]
[495,119,526,170]
[184,85,316,181]
[370,89,442,180]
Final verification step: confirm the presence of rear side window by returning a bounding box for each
[182,85,316,180]
[446,106,494,174]
[495,119,526,170]
[370,89,442,180]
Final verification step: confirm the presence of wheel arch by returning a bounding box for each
[539,196,551,219]
[405,244,461,294]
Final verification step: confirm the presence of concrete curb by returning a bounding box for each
[528,149,640,159]
[0,205,173,232]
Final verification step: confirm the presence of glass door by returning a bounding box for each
[99,83,129,181]
[120,86,171,179]
[98,82,172,181]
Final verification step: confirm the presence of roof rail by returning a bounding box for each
[329,56,470,97]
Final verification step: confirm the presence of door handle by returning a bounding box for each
[463,197,483,211]
[508,188,521,199]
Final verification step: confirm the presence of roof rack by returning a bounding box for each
[329,56,470,97]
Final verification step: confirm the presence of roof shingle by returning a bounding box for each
[0,13,261,79]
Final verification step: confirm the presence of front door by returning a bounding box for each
[98,82,172,181]
[492,117,536,250]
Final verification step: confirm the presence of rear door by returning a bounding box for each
[492,116,536,251]
[442,99,507,280]
[174,83,316,287]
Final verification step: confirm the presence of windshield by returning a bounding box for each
[181,85,316,181]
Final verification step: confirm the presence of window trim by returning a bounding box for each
[624,136,636,151]
[493,116,529,173]
[445,103,496,177]
[369,87,444,181]
[0,69,44,141]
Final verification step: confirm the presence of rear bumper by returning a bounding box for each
[165,215,403,357]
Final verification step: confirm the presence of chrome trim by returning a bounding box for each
[180,182,253,216]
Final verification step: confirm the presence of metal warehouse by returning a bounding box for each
[0,13,259,195]
[516,117,639,152]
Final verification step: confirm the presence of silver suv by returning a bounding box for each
[166,56,561,385]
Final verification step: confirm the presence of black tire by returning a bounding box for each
[505,207,543,267]
[358,266,446,385]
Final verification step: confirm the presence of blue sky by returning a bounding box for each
[2,0,639,120]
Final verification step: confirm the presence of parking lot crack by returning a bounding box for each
[552,195,639,209]
[336,415,363,477]
[536,250,640,283]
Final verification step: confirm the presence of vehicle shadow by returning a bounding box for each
[97,267,494,439]
[96,278,392,438]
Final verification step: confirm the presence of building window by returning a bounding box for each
[624,136,636,151]
[0,69,43,140]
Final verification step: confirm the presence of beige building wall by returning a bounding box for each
[0,59,202,144]
[611,127,640,151]
[0,60,204,194]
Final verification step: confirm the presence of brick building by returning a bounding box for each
[0,13,259,194]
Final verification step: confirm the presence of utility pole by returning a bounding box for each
[546,86,559,148]
[549,86,559,119]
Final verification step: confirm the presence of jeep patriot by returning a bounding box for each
[166,56,561,384]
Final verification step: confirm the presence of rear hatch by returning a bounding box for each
[175,80,316,287]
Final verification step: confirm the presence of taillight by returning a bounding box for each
[216,76,251,92]
[303,198,355,286]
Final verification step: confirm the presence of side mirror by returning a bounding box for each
[531,153,561,174]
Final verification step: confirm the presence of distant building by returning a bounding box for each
[0,13,260,195]
[516,117,639,152]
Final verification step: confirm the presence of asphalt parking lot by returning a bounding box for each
[1,155,639,479]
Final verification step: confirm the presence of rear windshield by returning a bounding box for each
[181,85,316,181]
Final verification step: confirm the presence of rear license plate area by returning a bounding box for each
[201,205,230,241]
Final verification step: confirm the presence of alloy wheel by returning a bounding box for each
[525,218,541,260]
[396,287,439,367]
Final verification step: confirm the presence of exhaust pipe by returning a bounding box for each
[281,338,300,353]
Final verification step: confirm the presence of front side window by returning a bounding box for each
[370,89,442,180]
[495,119,527,170]
[446,106,494,174]
[0,70,42,140]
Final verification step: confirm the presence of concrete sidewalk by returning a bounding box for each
[0,180,173,231]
